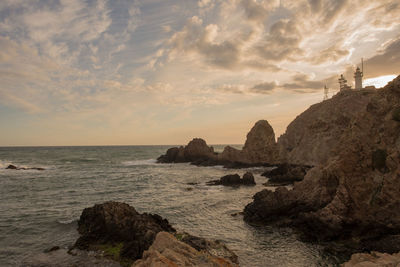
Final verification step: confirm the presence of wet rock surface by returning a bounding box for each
[207,172,255,186]
[74,201,176,264]
[30,202,239,266]
[6,164,45,171]
[262,163,311,186]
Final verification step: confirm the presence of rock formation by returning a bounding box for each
[71,201,238,266]
[342,251,400,267]
[157,120,279,167]
[157,138,217,164]
[244,76,400,251]
[207,172,255,186]
[133,232,239,267]
[262,164,311,186]
[74,201,176,264]
[6,164,45,171]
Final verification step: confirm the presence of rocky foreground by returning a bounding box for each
[24,202,238,267]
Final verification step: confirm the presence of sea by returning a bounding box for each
[0,146,340,266]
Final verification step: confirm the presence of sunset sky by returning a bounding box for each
[0,0,399,146]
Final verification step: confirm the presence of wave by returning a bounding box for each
[0,160,11,169]
[56,218,77,225]
[122,159,158,166]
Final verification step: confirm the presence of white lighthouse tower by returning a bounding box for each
[354,58,363,90]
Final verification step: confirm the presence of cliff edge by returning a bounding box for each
[244,75,400,252]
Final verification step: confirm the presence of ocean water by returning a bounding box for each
[0,146,339,266]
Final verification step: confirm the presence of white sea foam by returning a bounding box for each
[121,159,158,166]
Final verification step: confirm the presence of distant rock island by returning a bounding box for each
[158,75,400,262]
[157,119,279,168]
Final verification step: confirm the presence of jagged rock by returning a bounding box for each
[132,232,239,267]
[74,201,175,263]
[242,172,256,185]
[220,174,241,185]
[262,164,311,186]
[6,164,17,169]
[157,138,216,163]
[207,173,256,186]
[241,120,279,164]
[244,76,400,251]
[158,120,279,167]
[342,251,400,267]
[6,164,45,171]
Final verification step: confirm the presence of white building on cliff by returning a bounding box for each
[338,59,364,91]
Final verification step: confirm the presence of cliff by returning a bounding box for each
[244,76,400,251]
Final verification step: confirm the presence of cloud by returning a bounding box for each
[168,16,243,70]
[310,44,350,64]
[364,37,400,77]
[250,81,277,94]
[282,74,325,92]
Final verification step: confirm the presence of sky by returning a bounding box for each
[0,0,399,146]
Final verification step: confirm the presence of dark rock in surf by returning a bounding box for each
[6,164,45,171]
[6,164,18,169]
[262,163,311,186]
[207,172,256,186]
[242,172,256,185]
[74,201,175,262]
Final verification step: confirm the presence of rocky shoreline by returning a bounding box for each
[157,75,400,264]
[24,202,239,267]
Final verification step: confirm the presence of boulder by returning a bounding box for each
[242,172,256,185]
[262,164,311,186]
[74,201,175,263]
[207,173,256,186]
[220,174,241,185]
[132,232,239,267]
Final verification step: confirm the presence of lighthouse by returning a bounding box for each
[354,59,363,90]
[354,67,363,90]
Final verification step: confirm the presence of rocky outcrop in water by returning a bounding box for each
[262,164,311,186]
[157,120,279,167]
[157,138,217,163]
[6,164,45,171]
[207,172,255,186]
[70,201,238,266]
[133,232,239,267]
[244,76,400,252]
[74,201,176,264]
